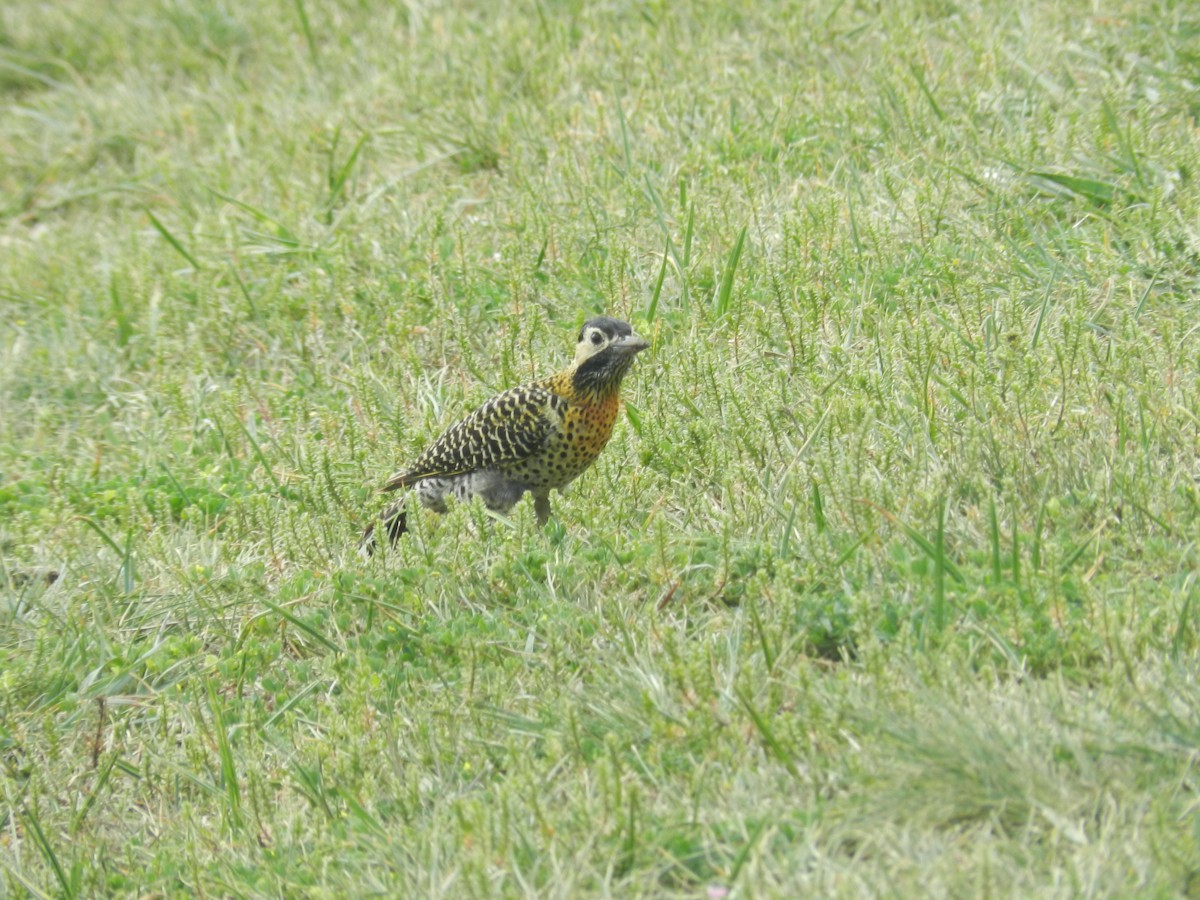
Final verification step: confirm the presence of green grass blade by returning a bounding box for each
[646,240,669,323]
[1030,269,1057,353]
[931,496,948,631]
[205,680,244,832]
[1171,576,1197,660]
[146,210,202,269]
[230,412,286,496]
[293,0,320,67]
[328,132,369,204]
[208,189,299,243]
[811,482,826,535]
[623,400,643,437]
[736,688,802,782]
[909,62,944,120]
[642,174,688,311]
[714,225,747,318]
[71,748,121,836]
[682,198,695,268]
[19,807,74,898]
[989,498,1002,585]
[260,598,339,653]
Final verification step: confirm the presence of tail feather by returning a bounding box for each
[359,496,410,557]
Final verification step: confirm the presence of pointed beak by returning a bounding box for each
[614,331,650,355]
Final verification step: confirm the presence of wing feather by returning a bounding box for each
[382,384,567,492]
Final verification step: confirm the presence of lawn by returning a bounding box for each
[2,0,1199,895]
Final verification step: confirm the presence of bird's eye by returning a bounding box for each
[590,332,603,345]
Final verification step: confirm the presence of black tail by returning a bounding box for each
[359,498,409,556]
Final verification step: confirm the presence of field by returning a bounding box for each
[3,0,1200,895]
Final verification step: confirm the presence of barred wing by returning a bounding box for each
[382,384,567,491]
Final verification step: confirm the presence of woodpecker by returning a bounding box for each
[361,316,649,554]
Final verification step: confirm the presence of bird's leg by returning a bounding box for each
[533,492,552,526]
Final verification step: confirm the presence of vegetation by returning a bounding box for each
[2,0,1199,894]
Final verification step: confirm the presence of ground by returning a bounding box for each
[2,0,1199,895]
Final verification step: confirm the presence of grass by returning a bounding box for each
[2,0,1200,894]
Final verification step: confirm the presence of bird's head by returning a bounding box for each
[570,316,650,396]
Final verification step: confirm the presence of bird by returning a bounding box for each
[360,315,649,555]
